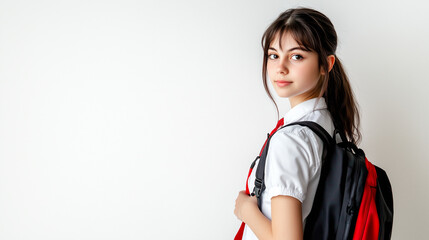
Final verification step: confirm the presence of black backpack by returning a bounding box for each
[251,121,393,240]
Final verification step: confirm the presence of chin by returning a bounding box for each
[273,90,291,98]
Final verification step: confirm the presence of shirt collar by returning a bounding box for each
[282,97,328,125]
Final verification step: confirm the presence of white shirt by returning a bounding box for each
[242,97,335,240]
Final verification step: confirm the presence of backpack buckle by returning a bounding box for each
[252,178,263,198]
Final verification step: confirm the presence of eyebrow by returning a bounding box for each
[268,46,310,52]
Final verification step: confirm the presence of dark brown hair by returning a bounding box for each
[261,7,361,145]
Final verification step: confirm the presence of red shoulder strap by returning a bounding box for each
[234,118,284,240]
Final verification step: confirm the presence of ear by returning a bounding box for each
[320,55,336,75]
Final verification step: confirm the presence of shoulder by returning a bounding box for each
[268,124,324,171]
[273,125,321,151]
[263,125,322,202]
[276,108,335,149]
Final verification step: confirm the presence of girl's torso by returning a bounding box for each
[243,97,335,240]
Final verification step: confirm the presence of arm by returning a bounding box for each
[271,195,303,240]
[235,128,316,239]
[234,191,303,240]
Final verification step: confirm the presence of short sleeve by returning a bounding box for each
[264,127,320,203]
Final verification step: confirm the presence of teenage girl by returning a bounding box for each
[234,7,361,240]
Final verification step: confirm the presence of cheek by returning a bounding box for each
[297,63,320,81]
[266,64,276,80]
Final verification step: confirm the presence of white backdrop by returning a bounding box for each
[0,0,428,239]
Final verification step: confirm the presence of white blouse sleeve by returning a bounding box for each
[264,127,321,203]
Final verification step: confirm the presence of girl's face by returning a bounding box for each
[267,32,323,108]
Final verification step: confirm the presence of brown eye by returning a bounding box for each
[268,54,278,60]
[291,54,303,60]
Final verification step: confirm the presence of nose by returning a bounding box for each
[276,58,289,75]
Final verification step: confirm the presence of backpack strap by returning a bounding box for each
[252,121,335,209]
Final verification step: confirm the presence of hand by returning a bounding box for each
[234,190,258,222]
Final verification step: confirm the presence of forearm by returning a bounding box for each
[243,205,273,240]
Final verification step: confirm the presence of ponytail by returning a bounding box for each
[322,56,361,145]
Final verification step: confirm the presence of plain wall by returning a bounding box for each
[0,0,428,239]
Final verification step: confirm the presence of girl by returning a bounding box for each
[234,7,361,240]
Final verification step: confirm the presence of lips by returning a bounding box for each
[275,80,292,87]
